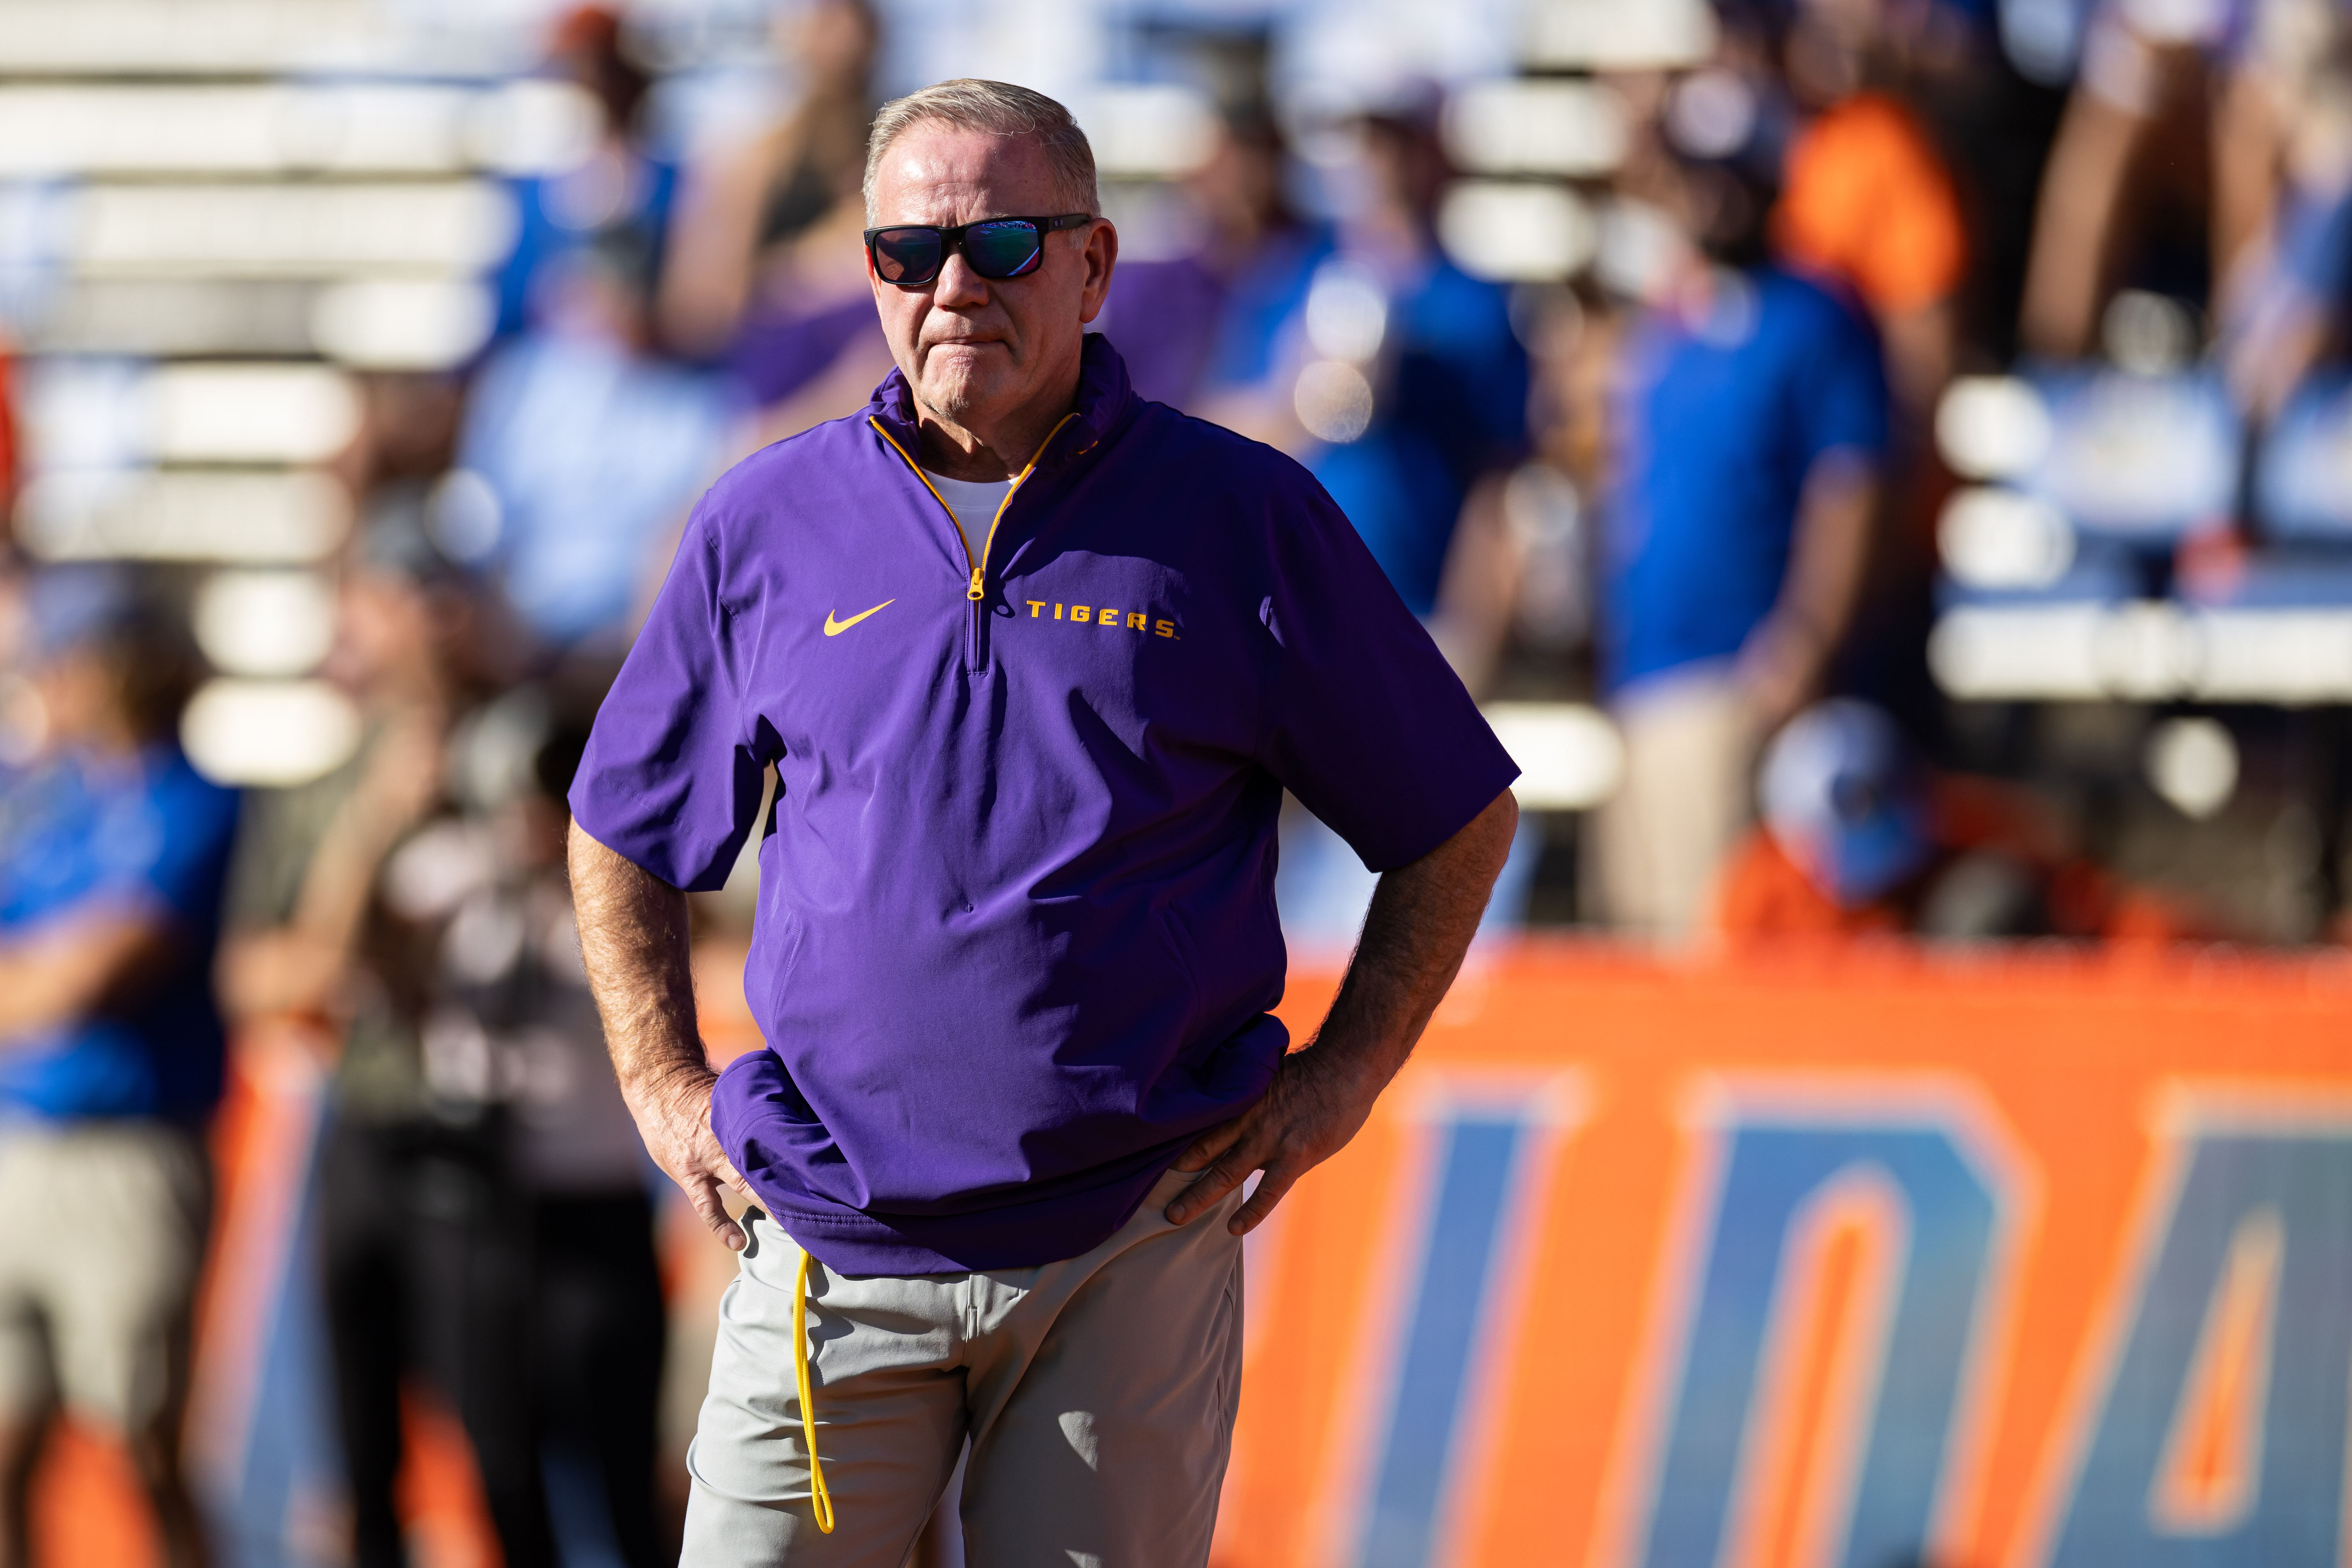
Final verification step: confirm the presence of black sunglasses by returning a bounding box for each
[864,214,1096,287]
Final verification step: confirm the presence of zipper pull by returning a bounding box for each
[968,567,985,601]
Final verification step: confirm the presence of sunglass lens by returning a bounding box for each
[963,220,1044,279]
[872,228,943,284]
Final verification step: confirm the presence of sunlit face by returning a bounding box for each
[865,122,1115,443]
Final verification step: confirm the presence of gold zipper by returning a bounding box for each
[870,413,1081,658]
[972,412,1079,598]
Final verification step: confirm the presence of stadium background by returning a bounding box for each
[5,0,2352,1563]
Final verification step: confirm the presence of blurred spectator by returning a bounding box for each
[658,0,893,441]
[1761,2,1973,746]
[222,527,666,1564]
[494,5,678,343]
[217,532,559,1568]
[1243,94,1533,944]
[381,685,668,1568]
[1325,106,1528,620]
[658,0,874,355]
[1595,138,1889,943]
[1425,305,1598,699]
[1093,110,1323,411]
[1866,0,2070,371]
[1771,0,1970,408]
[459,233,732,652]
[1713,698,2187,942]
[1325,105,1530,617]
[0,566,235,1568]
[1194,95,1529,620]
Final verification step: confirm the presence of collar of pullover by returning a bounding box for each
[863,331,1137,480]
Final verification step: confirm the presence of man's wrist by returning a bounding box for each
[1293,1033,1403,1104]
[625,1052,716,1114]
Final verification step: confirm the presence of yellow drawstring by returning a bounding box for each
[793,1246,837,1534]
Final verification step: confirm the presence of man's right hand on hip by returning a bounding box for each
[626,1066,753,1251]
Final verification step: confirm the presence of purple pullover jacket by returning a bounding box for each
[571,335,1517,1274]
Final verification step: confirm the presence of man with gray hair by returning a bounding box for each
[568,78,1519,1562]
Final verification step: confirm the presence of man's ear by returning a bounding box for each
[1077,220,1119,325]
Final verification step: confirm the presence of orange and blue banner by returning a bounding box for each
[1214,944,2352,1568]
[34,942,2352,1567]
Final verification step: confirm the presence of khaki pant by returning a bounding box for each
[1597,665,1763,944]
[683,1167,1244,1567]
[0,1121,211,1434]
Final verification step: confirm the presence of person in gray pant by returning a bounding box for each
[567,78,1520,1564]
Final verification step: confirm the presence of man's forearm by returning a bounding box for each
[1779,454,1877,656]
[1741,453,1878,725]
[1166,788,1519,1232]
[1310,789,1519,1082]
[567,820,753,1248]
[2021,91,2143,358]
[0,911,172,1044]
[567,821,707,1098]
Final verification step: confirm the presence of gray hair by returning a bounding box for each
[863,79,1099,224]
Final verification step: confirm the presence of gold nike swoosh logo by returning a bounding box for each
[823,599,895,637]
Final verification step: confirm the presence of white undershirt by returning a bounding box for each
[921,470,1017,562]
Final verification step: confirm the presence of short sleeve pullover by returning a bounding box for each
[571,335,1517,1272]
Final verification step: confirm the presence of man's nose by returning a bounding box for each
[934,249,990,307]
